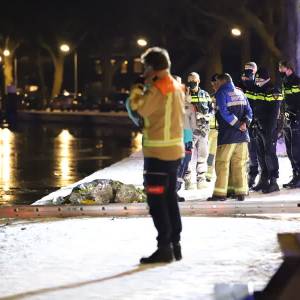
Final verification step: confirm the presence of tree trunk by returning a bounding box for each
[36,51,48,107]
[204,47,223,91]
[204,28,225,90]
[102,55,113,96]
[3,56,14,92]
[241,28,251,68]
[51,55,64,97]
[240,7,282,60]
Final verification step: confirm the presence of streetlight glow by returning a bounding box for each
[137,38,148,47]
[3,49,10,57]
[60,44,70,53]
[231,28,242,37]
[0,56,2,62]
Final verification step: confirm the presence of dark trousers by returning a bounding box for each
[284,117,300,176]
[144,157,182,247]
[255,126,279,179]
[248,127,259,177]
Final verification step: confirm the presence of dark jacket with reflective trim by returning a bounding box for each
[254,82,283,129]
[215,82,252,146]
[237,79,257,110]
[282,73,300,114]
[190,89,212,115]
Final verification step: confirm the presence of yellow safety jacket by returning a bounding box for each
[129,74,185,161]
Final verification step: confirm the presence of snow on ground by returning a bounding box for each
[2,141,300,299]
[35,143,300,205]
[1,216,300,300]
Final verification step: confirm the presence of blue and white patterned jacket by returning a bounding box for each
[216,81,252,145]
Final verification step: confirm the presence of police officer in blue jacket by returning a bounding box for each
[208,73,252,201]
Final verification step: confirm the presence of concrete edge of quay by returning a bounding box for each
[1,200,300,219]
[16,110,134,126]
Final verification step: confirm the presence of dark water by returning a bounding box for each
[0,122,140,205]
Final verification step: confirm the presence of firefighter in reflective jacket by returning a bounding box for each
[128,47,185,264]
[207,73,252,201]
[206,73,219,182]
[184,72,213,189]
[279,60,300,189]
[251,68,283,193]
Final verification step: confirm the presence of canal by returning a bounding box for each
[0,122,140,205]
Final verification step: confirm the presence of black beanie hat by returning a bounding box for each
[256,68,270,80]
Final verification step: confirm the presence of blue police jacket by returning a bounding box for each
[215,81,252,145]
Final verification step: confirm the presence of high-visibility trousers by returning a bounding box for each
[213,143,249,197]
[206,129,218,181]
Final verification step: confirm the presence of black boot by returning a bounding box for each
[236,195,245,201]
[283,174,299,188]
[248,174,257,189]
[288,175,300,189]
[207,195,227,201]
[252,176,269,192]
[262,177,280,194]
[172,242,182,261]
[227,189,235,199]
[140,245,173,264]
[178,196,185,202]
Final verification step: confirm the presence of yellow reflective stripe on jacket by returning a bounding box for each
[143,138,183,147]
[143,92,182,148]
[164,93,172,140]
[244,92,256,100]
[143,117,149,139]
[254,93,283,101]
[190,95,210,103]
[284,86,300,94]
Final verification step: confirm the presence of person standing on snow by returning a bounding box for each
[176,76,196,200]
[208,73,252,201]
[251,68,283,194]
[127,47,185,264]
[278,60,300,189]
[206,73,219,182]
[184,72,213,189]
[237,62,259,189]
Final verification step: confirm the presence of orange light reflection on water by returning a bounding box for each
[54,129,75,186]
[0,128,15,192]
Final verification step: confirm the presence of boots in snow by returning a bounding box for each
[172,242,182,261]
[262,177,280,194]
[252,176,269,192]
[140,245,173,264]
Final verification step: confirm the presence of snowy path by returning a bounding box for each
[1,216,300,300]
[2,146,300,299]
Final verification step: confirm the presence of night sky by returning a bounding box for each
[0,0,288,94]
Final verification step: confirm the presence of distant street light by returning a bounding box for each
[59,44,78,98]
[137,38,148,47]
[60,44,70,53]
[3,49,10,57]
[231,28,242,37]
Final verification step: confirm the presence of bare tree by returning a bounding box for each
[0,36,20,91]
